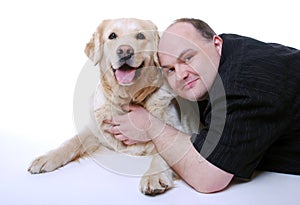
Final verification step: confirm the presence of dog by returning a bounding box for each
[28,18,190,195]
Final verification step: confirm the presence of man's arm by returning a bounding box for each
[149,119,233,193]
[105,105,233,193]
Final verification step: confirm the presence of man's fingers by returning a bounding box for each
[115,134,127,141]
[104,125,121,135]
[121,104,140,112]
[123,139,138,145]
[103,118,120,126]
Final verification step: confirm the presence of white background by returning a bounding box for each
[0,0,300,204]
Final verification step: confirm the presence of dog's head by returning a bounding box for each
[85,18,160,87]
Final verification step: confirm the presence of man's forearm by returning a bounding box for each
[151,124,193,167]
[148,116,233,193]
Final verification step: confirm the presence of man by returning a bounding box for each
[105,18,300,193]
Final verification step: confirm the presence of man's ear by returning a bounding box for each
[213,35,223,56]
[85,21,108,65]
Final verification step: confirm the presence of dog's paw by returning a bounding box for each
[140,171,174,195]
[28,153,65,174]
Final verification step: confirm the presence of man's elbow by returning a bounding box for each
[194,183,229,194]
[192,177,232,194]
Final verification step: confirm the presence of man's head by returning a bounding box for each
[158,18,223,101]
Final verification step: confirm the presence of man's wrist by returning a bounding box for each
[146,115,167,140]
[151,124,193,167]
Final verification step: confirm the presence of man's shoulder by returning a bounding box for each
[219,33,272,56]
[219,33,298,57]
[218,33,300,98]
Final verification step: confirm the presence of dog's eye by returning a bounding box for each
[136,32,145,40]
[108,32,117,40]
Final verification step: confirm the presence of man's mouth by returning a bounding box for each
[113,62,144,85]
[183,77,200,89]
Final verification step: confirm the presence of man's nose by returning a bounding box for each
[175,64,189,80]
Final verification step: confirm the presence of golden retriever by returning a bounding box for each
[28,18,188,195]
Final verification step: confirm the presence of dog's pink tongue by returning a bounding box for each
[115,69,136,84]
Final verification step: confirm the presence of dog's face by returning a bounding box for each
[85,18,160,87]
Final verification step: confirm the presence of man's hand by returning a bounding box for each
[103,104,165,145]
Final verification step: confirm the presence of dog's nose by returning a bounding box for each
[117,45,134,61]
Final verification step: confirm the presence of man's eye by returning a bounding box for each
[166,68,175,74]
[184,56,192,63]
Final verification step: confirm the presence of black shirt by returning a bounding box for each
[192,34,300,179]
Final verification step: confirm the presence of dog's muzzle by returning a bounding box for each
[117,45,134,62]
[113,62,144,85]
[112,45,145,85]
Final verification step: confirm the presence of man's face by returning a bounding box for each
[158,22,222,101]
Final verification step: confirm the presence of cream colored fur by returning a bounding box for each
[28,18,187,195]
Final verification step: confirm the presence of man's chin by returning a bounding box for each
[181,92,206,102]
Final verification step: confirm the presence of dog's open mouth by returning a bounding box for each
[113,62,144,84]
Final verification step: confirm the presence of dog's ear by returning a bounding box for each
[153,31,160,67]
[84,31,102,66]
[85,21,108,65]
[146,20,160,67]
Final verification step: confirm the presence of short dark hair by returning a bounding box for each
[170,18,216,41]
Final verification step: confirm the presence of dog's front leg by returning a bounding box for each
[28,126,100,174]
[140,154,175,195]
